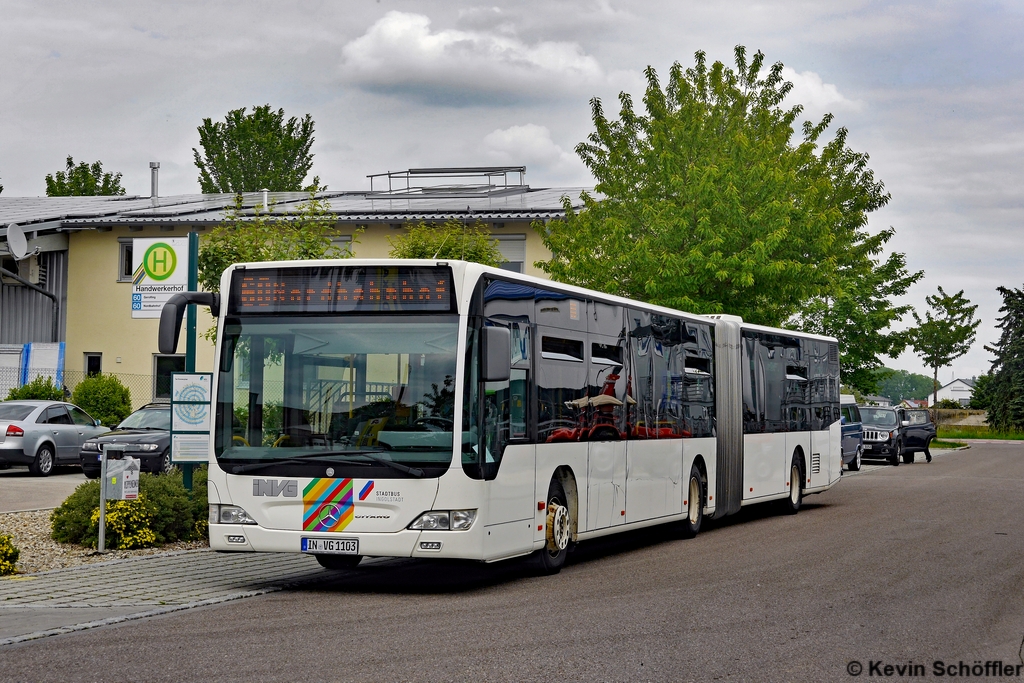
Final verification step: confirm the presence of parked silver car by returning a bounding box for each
[0,401,108,476]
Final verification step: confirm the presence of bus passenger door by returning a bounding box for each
[588,440,626,530]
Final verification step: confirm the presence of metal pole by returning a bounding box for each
[98,450,107,552]
[183,231,199,492]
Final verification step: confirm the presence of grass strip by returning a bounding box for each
[931,439,967,449]
[937,425,1024,440]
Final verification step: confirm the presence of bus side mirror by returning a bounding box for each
[158,292,221,354]
[482,326,511,383]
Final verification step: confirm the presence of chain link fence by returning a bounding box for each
[0,367,166,411]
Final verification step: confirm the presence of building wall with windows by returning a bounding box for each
[61,219,553,406]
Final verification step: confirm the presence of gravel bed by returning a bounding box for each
[0,509,209,575]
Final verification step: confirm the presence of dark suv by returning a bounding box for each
[860,406,936,466]
[80,403,172,478]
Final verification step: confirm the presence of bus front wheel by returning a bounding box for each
[532,479,571,575]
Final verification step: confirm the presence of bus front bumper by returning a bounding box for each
[209,523,488,560]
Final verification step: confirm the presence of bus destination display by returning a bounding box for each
[229,266,453,314]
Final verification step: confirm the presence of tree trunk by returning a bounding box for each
[932,366,939,406]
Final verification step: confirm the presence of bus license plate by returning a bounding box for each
[301,538,358,555]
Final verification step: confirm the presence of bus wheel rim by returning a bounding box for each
[688,476,701,525]
[790,465,800,504]
[547,504,570,552]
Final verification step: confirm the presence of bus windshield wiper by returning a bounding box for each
[227,450,424,477]
[315,450,425,478]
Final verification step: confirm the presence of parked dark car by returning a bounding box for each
[0,401,107,476]
[80,403,172,478]
[840,397,864,471]
[860,406,936,466]
[896,407,936,463]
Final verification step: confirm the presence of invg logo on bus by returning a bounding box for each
[252,479,298,497]
[846,660,1024,677]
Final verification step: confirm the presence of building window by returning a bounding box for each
[494,234,526,273]
[84,353,102,376]
[153,354,185,401]
[118,239,134,282]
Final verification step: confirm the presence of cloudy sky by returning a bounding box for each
[2,0,1022,382]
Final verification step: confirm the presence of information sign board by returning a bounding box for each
[170,372,212,464]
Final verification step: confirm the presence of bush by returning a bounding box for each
[6,375,64,401]
[71,374,132,427]
[0,533,20,575]
[51,467,209,549]
[933,398,962,409]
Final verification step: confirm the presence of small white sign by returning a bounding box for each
[172,433,209,464]
[131,237,189,319]
[103,456,140,500]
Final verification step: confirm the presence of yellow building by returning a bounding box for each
[0,167,585,406]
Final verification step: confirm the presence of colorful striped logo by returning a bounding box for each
[359,481,374,501]
[303,478,354,532]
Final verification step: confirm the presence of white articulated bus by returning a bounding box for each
[159,260,842,573]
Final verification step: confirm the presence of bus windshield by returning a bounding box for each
[215,315,459,478]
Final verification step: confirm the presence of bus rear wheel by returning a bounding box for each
[532,479,571,575]
[315,554,361,570]
[679,464,704,539]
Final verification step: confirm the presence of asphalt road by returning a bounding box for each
[3,443,1023,682]
[0,466,87,512]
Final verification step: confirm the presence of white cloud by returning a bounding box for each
[482,124,583,179]
[782,67,863,118]
[340,11,609,105]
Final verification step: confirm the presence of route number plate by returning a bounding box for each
[301,538,358,555]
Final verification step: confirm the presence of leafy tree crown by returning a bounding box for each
[387,220,506,268]
[193,105,315,193]
[45,157,125,196]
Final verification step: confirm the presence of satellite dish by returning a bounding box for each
[7,224,28,261]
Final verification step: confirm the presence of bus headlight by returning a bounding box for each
[450,509,477,530]
[409,510,477,531]
[210,504,258,525]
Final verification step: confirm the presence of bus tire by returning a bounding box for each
[315,554,361,570]
[532,478,571,575]
[679,464,704,538]
[780,456,803,515]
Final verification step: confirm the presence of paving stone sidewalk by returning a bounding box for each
[0,549,335,645]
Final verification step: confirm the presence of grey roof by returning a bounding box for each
[940,378,976,390]
[0,186,589,236]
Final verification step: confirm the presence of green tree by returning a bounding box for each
[969,373,993,410]
[985,286,1024,432]
[387,220,505,267]
[198,183,355,293]
[538,47,918,393]
[45,156,125,196]
[874,368,936,403]
[193,105,315,193]
[908,287,981,405]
